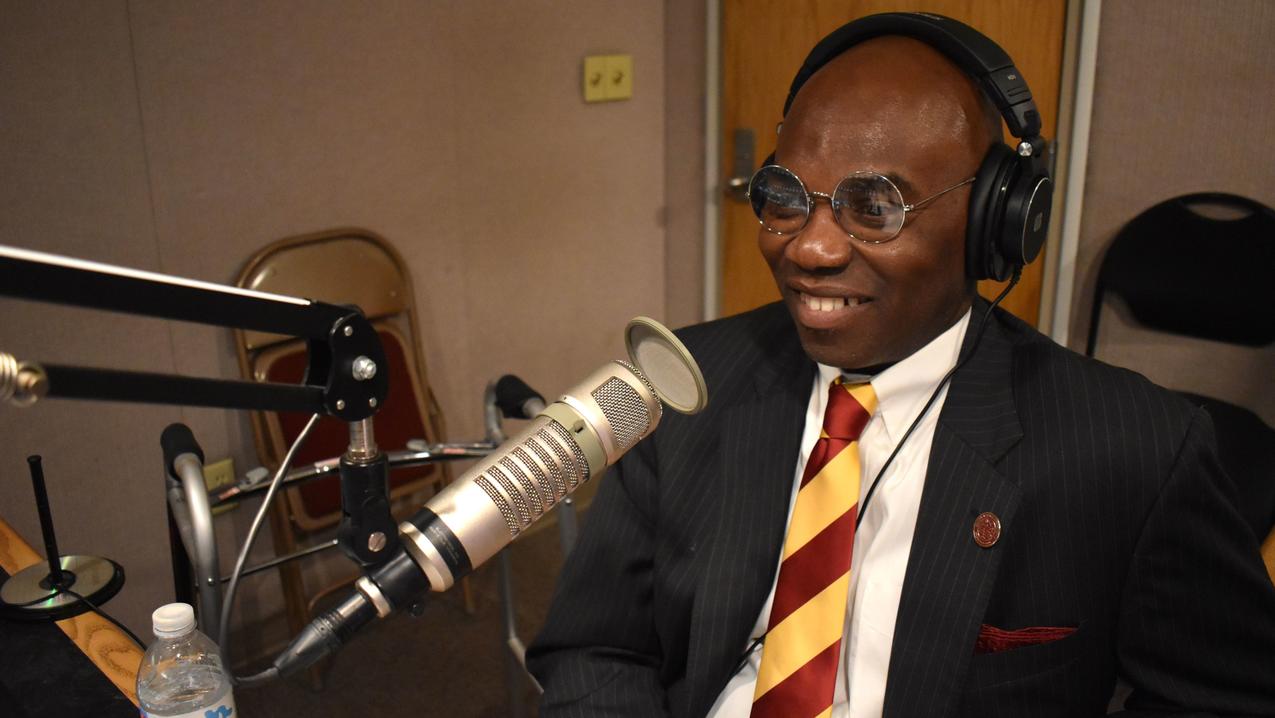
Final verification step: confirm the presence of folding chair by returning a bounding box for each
[1086,193,1275,580]
[232,229,472,673]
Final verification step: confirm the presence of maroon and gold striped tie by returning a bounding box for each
[751,378,876,718]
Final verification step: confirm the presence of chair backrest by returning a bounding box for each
[1086,195,1275,561]
[1086,193,1275,356]
[233,229,448,531]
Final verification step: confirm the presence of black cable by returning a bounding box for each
[5,584,148,649]
[731,635,765,677]
[855,268,1021,526]
[235,666,280,688]
[61,586,148,649]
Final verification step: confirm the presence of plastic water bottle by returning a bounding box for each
[136,602,237,718]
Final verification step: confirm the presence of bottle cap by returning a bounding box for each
[152,602,196,636]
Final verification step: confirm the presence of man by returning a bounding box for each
[528,21,1275,718]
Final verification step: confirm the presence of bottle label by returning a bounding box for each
[139,694,236,718]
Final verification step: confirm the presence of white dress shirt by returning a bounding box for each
[707,310,970,718]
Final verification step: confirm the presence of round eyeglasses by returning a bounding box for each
[746,165,976,243]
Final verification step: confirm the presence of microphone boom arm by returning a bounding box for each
[0,243,387,421]
[0,242,397,569]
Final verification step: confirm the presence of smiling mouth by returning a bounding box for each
[797,291,867,312]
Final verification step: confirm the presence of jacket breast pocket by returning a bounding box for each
[964,621,1090,692]
[958,622,1107,717]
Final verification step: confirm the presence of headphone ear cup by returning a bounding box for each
[966,143,1017,281]
[1000,158,1054,274]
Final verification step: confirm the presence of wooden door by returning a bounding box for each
[720,0,1067,325]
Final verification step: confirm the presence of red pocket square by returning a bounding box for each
[974,624,1077,654]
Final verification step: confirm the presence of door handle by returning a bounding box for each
[724,128,755,203]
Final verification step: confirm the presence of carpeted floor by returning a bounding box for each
[235,521,565,717]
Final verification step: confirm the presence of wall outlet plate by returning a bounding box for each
[605,54,632,100]
[583,55,609,102]
[204,458,237,516]
[583,54,632,102]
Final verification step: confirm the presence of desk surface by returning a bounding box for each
[0,515,143,707]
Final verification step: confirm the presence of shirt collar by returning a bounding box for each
[816,309,971,442]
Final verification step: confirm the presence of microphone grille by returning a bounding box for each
[591,373,654,453]
[475,475,520,537]
[545,421,589,486]
[528,438,573,496]
[512,447,557,508]
[469,418,592,540]
[488,465,532,529]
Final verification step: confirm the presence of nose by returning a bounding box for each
[787,199,853,271]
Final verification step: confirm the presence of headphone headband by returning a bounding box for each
[774,12,1054,282]
[782,12,1042,144]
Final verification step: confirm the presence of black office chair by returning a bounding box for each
[1086,192,1275,546]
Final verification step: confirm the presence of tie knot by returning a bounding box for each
[823,379,875,440]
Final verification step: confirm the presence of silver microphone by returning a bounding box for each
[402,357,667,591]
[398,316,707,592]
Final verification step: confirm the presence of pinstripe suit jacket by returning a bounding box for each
[528,300,1275,717]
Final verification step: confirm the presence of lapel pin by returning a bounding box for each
[973,512,1001,548]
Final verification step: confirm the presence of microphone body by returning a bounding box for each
[273,359,665,677]
[404,359,659,591]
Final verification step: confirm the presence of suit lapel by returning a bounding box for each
[882,307,1024,718]
[685,307,815,717]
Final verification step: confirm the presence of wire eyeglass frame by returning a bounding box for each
[747,164,976,243]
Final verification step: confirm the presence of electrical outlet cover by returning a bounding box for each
[605,54,633,100]
[583,55,609,102]
[204,458,237,515]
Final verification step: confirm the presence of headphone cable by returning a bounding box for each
[855,268,1021,526]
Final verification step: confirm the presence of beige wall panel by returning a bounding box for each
[0,1,183,636]
[1071,0,1275,421]
[429,2,667,422]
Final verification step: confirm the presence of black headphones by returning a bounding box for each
[775,12,1053,281]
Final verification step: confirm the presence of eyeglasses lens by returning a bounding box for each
[833,173,905,242]
[748,166,905,242]
[749,167,810,235]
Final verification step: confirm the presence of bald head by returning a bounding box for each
[783,36,1001,171]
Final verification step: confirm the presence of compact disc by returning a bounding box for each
[0,555,125,620]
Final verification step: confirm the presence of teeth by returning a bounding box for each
[799,292,859,312]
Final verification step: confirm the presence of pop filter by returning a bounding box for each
[625,316,707,415]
